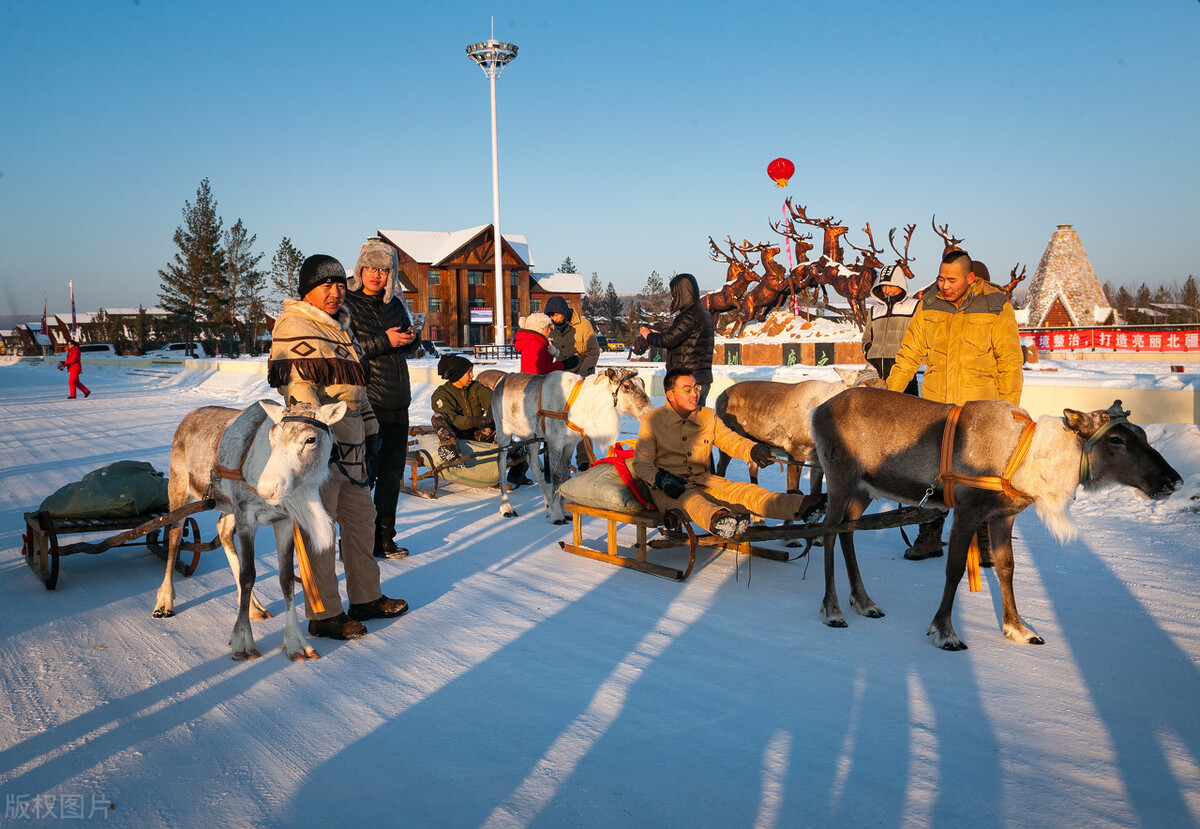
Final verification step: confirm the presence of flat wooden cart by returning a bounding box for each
[559,501,947,582]
[21,498,220,590]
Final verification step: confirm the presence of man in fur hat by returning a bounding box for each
[345,238,419,560]
[268,254,408,640]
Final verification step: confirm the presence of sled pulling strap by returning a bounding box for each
[937,406,1037,593]
[292,521,325,615]
[537,379,596,463]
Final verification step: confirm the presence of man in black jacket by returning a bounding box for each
[638,273,716,406]
[346,238,419,560]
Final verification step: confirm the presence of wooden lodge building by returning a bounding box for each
[375,225,583,347]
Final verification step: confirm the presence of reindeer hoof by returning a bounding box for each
[824,618,848,629]
[152,608,173,619]
[938,641,968,651]
[501,507,518,518]
[551,518,568,526]
[288,647,320,662]
[250,608,273,622]
[232,648,261,661]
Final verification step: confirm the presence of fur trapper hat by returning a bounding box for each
[298,254,349,298]
[870,265,910,303]
[349,239,402,303]
[520,312,553,332]
[437,354,473,382]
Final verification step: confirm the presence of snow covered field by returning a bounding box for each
[2,358,1200,827]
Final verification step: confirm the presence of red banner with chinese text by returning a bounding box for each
[1027,329,1200,352]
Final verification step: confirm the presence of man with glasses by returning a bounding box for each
[633,369,825,539]
[345,238,419,560]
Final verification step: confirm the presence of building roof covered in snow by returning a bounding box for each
[1022,224,1114,327]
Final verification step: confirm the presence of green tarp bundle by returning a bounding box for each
[39,461,170,519]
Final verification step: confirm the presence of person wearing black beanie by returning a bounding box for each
[297,253,348,299]
[437,354,473,383]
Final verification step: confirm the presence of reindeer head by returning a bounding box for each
[1064,400,1182,499]
[257,399,345,505]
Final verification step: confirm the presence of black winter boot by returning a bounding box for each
[904,516,945,560]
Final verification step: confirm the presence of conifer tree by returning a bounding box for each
[558,256,578,274]
[1182,275,1199,323]
[269,237,305,314]
[582,272,603,319]
[224,218,265,356]
[603,281,623,338]
[158,178,224,353]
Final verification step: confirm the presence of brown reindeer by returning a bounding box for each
[792,204,850,310]
[931,214,965,254]
[1000,263,1027,302]
[769,205,819,316]
[811,390,1182,650]
[703,236,759,330]
[730,241,792,337]
[836,224,886,330]
[888,224,918,282]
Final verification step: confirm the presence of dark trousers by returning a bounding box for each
[373,414,409,542]
[869,357,919,396]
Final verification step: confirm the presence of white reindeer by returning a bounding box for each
[492,368,655,523]
[152,400,345,661]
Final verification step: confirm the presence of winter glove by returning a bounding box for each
[465,415,490,429]
[750,442,775,468]
[561,354,581,371]
[365,434,383,488]
[654,469,688,499]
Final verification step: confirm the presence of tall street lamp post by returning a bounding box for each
[465,36,518,348]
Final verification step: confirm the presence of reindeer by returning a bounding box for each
[153,400,346,661]
[492,368,655,523]
[703,236,759,330]
[811,389,1182,650]
[888,224,918,283]
[931,214,965,254]
[769,206,819,316]
[1001,263,1027,302]
[836,224,886,329]
[731,241,793,337]
[714,367,884,494]
[792,204,851,309]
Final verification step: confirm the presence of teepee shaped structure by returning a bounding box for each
[1023,224,1115,327]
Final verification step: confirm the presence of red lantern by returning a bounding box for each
[767,157,795,188]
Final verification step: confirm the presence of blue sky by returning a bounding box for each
[2,0,1197,316]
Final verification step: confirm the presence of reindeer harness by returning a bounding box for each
[534,374,630,466]
[924,406,1037,593]
[208,413,333,614]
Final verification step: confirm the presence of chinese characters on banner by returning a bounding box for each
[1028,329,1200,353]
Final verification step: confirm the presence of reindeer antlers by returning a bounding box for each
[845,222,883,256]
[931,215,965,253]
[889,224,916,263]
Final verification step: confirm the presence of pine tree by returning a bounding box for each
[637,270,670,316]
[582,272,604,319]
[224,219,265,357]
[269,237,305,314]
[558,256,578,274]
[158,178,225,353]
[1182,275,1199,324]
[603,282,623,338]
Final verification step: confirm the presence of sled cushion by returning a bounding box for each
[415,434,502,488]
[559,463,650,513]
[39,461,169,519]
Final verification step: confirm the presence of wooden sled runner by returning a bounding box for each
[559,501,946,582]
[21,498,220,590]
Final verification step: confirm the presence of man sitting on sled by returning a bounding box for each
[633,369,825,539]
[430,354,530,487]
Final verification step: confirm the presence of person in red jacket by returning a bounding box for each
[59,338,91,399]
[513,313,580,375]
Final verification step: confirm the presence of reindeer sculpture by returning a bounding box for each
[768,206,819,317]
[730,241,793,337]
[1001,263,1027,302]
[931,214,965,255]
[888,224,918,283]
[836,223,886,329]
[792,205,851,309]
[703,236,759,331]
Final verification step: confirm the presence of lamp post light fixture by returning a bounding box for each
[466,36,519,348]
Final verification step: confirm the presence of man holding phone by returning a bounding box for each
[346,237,420,560]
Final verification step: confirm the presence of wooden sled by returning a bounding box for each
[405,426,544,499]
[21,498,220,590]
[560,501,946,582]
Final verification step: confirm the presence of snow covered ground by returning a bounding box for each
[2,358,1200,827]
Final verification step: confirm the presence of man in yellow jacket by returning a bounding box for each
[886,249,1024,559]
